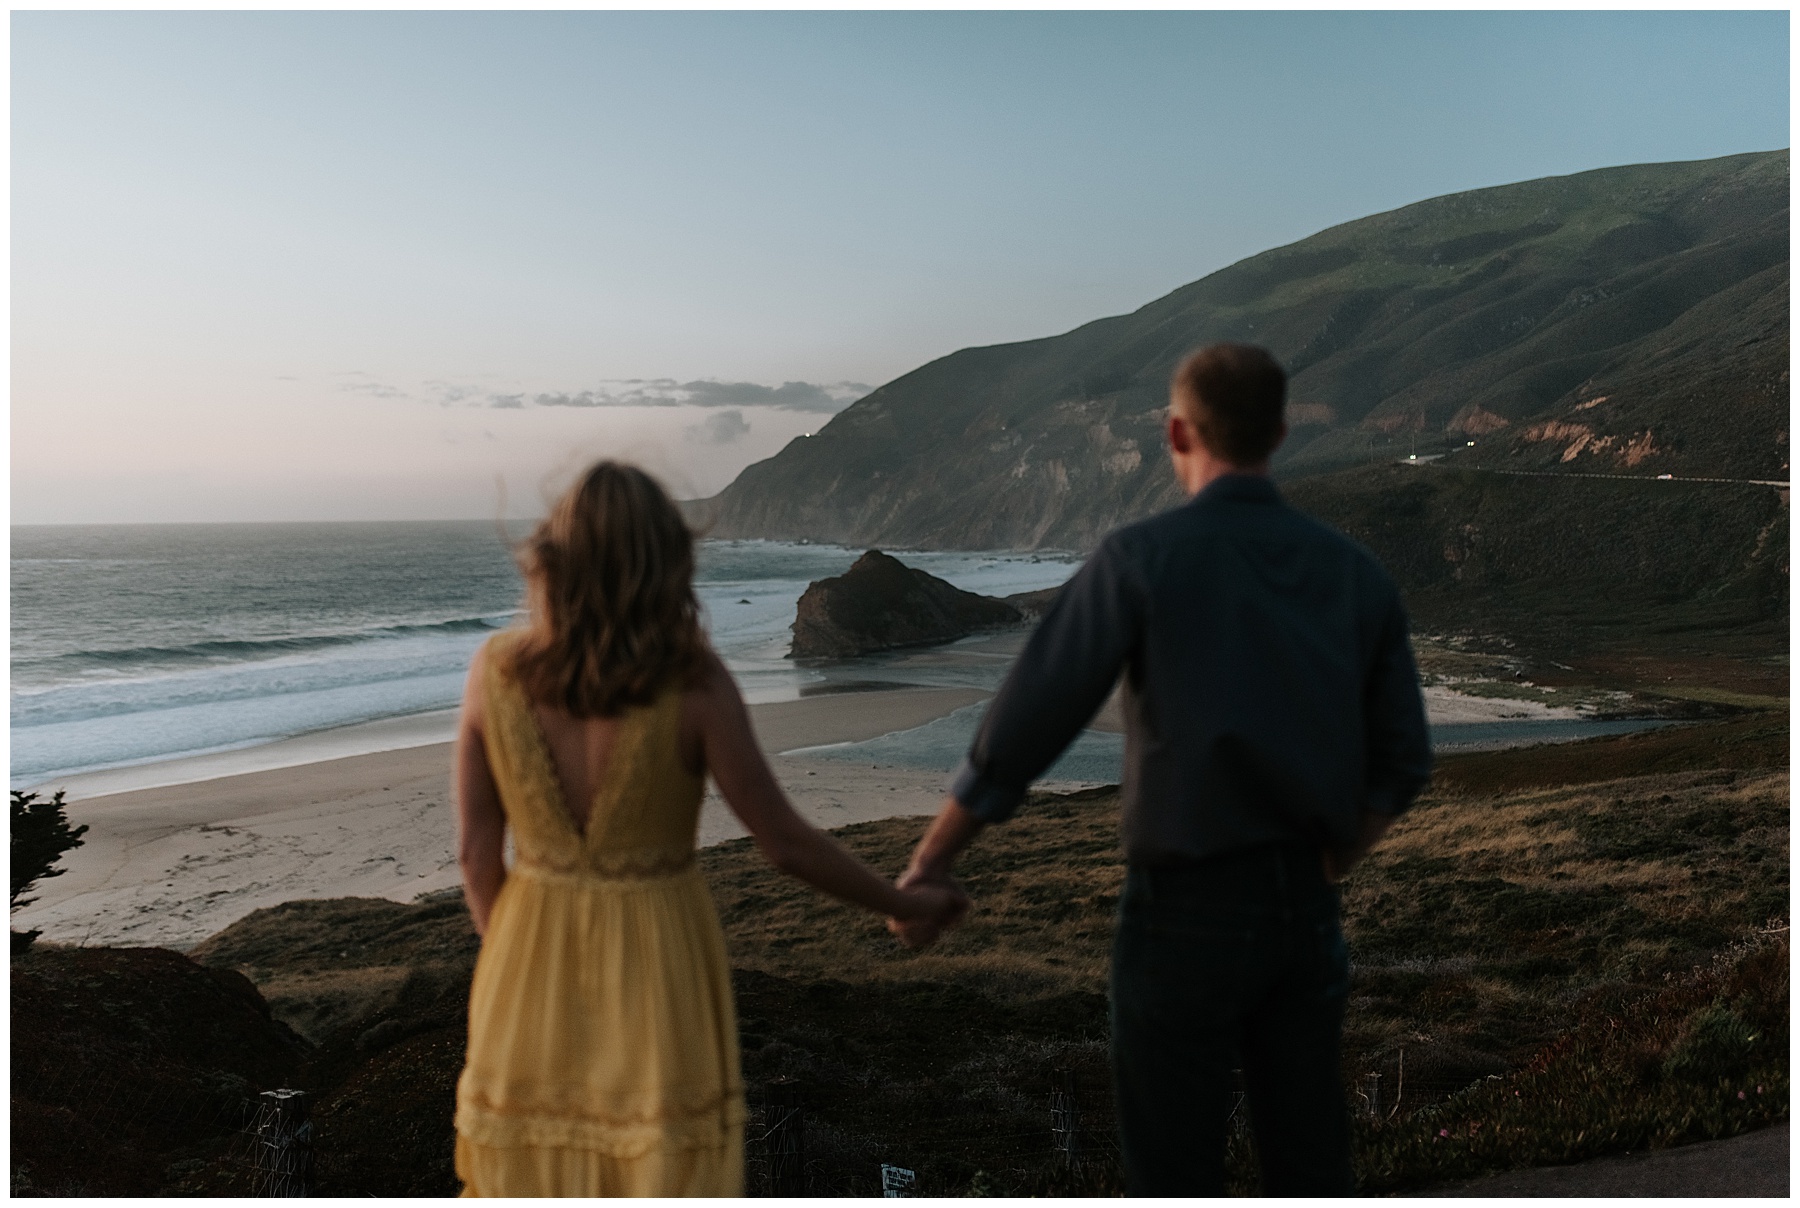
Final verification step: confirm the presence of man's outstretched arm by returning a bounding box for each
[903,796,985,884]
[889,796,986,946]
[949,536,1146,824]
[889,536,1145,947]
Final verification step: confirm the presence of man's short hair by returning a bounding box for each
[1171,343,1288,466]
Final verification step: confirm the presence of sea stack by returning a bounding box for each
[788,550,1023,659]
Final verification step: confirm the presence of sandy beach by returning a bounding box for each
[14,687,998,951]
[17,668,1616,952]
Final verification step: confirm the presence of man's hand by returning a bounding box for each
[886,872,970,949]
[886,797,987,949]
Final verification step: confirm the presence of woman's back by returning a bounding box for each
[478,630,705,876]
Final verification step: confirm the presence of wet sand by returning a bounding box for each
[14,686,992,951]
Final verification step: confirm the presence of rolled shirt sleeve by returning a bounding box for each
[950,537,1145,823]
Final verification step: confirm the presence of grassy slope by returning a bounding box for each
[702,721,1788,1193]
[705,738,1788,1076]
[169,704,1787,1196]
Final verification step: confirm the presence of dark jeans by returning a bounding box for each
[1110,844,1354,1197]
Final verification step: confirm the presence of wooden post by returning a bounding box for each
[1361,1072,1382,1122]
[765,1083,806,1197]
[251,1089,313,1197]
[1050,1067,1081,1172]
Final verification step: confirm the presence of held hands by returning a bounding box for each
[886,869,971,951]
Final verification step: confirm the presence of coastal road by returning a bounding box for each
[1403,456,1789,493]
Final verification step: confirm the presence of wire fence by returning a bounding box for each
[741,1053,1494,1197]
[14,1057,322,1197]
[20,1047,1491,1196]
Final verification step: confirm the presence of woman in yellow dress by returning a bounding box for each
[451,461,967,1197]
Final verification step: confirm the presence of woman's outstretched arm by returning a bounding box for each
[456,645,508,936]
[684,652,967,942]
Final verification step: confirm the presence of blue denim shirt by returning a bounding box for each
[950,474,1432,865]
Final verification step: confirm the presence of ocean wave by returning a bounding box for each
[15,613,518,680]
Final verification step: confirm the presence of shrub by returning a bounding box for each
[1351,926,1789,1193]
[11,788,87,953]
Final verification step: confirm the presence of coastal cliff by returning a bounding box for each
[789,550,1023,658]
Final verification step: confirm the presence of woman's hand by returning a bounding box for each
[886,876,971,950]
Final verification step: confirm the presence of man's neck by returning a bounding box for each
[1178,453,1271,497]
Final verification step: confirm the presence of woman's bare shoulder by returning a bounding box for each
[462,629,524,723]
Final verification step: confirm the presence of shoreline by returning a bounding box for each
[21,634,1595,803]
[18,709,465,801]
[15,677,1676,953]
[12,686,998,951]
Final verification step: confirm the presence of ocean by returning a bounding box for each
[11,522,1672,794]
[10,523,1084,788]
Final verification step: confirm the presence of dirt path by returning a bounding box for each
[1417,1123,1788,1197]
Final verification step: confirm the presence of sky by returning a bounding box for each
[11,10,1790,523]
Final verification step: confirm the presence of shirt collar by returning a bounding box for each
[1195,473,1282,504]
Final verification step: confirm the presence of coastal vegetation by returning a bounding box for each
[11,789,88,954]
[11,704,1783,1195]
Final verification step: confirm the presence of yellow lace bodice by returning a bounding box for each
[480,631,705,879]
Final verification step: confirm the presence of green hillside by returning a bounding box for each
[699,151,1787,554]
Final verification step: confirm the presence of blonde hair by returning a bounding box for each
[508,461,706,716]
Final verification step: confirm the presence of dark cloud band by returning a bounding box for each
[490,379,866,414]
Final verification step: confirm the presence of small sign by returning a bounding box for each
[881,1164,917,1197]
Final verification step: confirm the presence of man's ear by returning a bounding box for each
[1166,413,1199,455]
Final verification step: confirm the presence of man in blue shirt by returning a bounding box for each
[892,343,1432,1196]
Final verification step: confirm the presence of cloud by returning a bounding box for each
[685,409,752,445]
[488,378,869,414]
[425,380,484,406]
[335,372,411,400]
[680,380,865,413]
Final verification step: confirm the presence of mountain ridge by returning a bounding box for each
[693,150,1787,555]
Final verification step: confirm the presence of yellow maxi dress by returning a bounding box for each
[454,634,745,1196]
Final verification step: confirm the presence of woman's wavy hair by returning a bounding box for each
[507,461,707,717]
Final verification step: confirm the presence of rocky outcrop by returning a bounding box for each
[789,551,1023,659]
